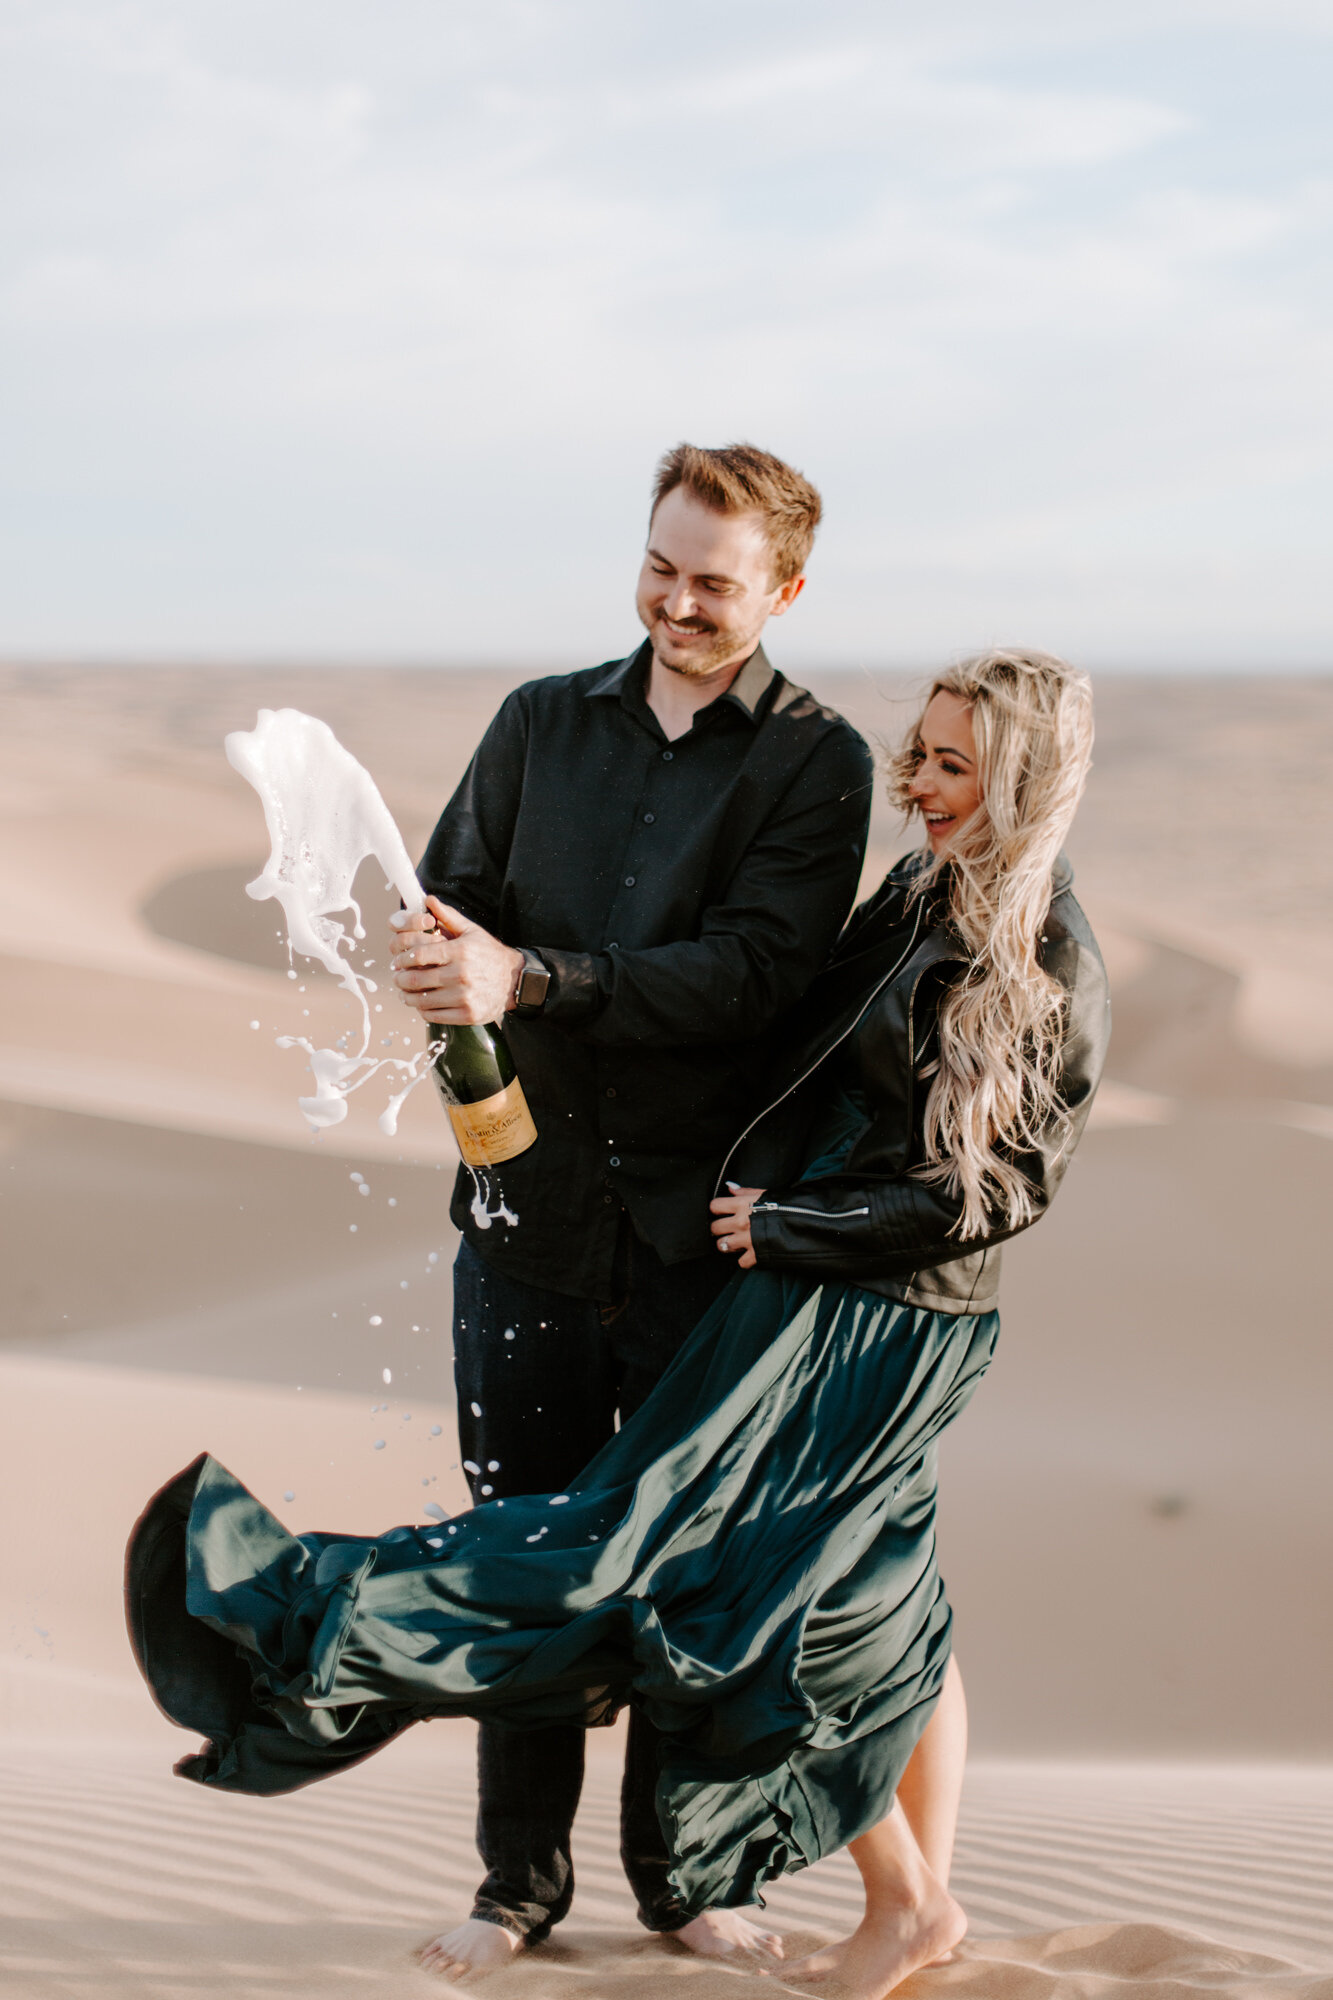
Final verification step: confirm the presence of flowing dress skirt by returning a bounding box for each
[128,1267,998,1915]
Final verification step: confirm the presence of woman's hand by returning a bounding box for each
[709,1184,765,1269]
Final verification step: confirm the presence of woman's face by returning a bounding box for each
[908,691,982,853]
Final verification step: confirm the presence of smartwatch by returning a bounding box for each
[513,948,551,1016]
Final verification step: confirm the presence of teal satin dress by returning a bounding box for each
[127,1096,999,1915]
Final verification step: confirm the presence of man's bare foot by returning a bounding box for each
[672,1909,784,1960]
[779,1888,965,1998]
[415,1917,522,1982]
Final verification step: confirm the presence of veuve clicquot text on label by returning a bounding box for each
[427,1021,537,1167]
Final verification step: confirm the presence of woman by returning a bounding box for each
[127,649,1108,2000]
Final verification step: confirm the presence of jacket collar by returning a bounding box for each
[740,852,1072,1152]
[837,847,1078,989]
[739,847,1080,1157]
[885,846,1075,898]
[586,640,775,728]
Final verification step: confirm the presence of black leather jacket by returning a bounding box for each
[718,852,1110,1314]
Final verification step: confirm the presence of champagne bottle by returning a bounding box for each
[427,1020,537,1168]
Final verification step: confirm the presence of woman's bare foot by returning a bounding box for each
[415,1917,522,1981]
[781,1889,965,1998]
[672,1909,785,1960]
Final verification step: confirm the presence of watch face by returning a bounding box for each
[518,959,550,1010]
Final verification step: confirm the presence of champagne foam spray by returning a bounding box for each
[225,707,515,1228]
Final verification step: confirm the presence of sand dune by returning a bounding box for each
[3,666,1331,1749]
[2,666,1332,1995]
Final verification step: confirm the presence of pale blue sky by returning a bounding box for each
[2,1,1330,668]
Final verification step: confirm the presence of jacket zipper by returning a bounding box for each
[712,897,928,1198]
[751,1201,871,1220]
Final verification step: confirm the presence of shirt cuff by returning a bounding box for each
[530,946,607,1024]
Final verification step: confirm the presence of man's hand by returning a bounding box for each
[709,1183,764,1269]
[389,895,524,1027]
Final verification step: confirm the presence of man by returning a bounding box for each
[390,442,874,1978]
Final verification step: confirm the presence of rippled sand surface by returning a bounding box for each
[4,1728,1331,1997]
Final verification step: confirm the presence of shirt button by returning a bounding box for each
[607,941,619,951]
[605,1086,617,1098]
[603,1193,615,1205]
[642,812,655,824]
[662,750,674,762]
[624,875,636,887]
[608,1156,621,1168]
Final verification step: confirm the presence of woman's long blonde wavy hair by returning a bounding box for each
[887,649,1094,1240]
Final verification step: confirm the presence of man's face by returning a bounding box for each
[635,487,803,681]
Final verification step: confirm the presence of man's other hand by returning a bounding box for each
[389,895,524,1027]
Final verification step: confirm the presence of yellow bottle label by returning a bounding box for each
[447,1080,538,1167]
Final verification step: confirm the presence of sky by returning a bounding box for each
[1,0,1330,670]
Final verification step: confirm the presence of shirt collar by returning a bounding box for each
[587,640,776,731]
[719,644,776,720]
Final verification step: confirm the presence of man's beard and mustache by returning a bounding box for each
[642,606,761,680]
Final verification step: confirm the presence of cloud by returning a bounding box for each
[0,0,1328,664]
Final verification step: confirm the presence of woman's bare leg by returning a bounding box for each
[779,1803,966,1999]
[895,1654,968,1885]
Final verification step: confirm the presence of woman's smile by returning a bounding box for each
[908,690,983,851]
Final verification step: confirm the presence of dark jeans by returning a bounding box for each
[452,1230,733,1942]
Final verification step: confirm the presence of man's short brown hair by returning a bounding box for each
[650,441,822,586]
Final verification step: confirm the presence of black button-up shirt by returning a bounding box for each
[418,640,874,1298]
